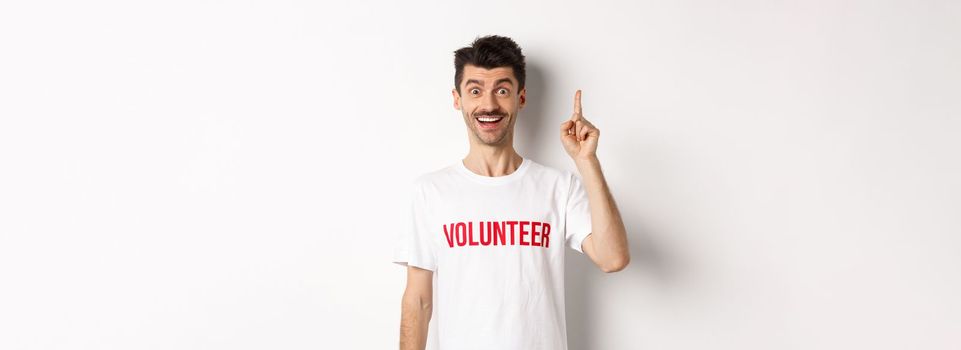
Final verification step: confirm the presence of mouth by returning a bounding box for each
[474,115,506,130]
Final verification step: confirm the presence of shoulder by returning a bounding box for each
[525,159,577,184]
[410,162,460,192]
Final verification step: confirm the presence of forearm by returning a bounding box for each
[574,155,630,267]
[399,296,431,350]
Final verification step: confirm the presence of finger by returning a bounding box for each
[560,120,574,137]
[578,124,591,142]
[574,89,582,116]
[577,116,591,126]
[575,120,584,141]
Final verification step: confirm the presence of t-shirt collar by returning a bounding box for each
[455,157,531,185]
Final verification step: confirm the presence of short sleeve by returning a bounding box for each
[392,181,438,271]
[565,173,593,254]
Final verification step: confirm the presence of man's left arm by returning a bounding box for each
[575,156,630,272]
[560,89,630,273]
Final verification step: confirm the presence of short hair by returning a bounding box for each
[453,35,526,94]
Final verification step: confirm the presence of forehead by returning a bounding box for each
[462,65,516,86]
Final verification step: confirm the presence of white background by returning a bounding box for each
[1,0,959,349]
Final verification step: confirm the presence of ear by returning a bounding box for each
[452,88,461,110]
[518,88,526,109]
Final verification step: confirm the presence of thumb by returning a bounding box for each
[559,120,574,136]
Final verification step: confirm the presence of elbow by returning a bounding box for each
[402,292,433,314]
[600,255,630,273]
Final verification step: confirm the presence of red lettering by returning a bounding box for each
[519,221,530,246]
[493,221,505,245]
[456,222,467,246]
[443,221,552,249]
[468,222,478,246]
[480,222,492,246]
[531,222,541,247]
[542,222,550,248]
[443,224,455,247]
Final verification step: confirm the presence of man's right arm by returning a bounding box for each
[400,265,433,350]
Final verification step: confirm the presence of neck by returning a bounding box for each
[462,145,523,177]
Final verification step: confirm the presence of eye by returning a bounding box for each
[470,88,480,95]
[497,88,509,95]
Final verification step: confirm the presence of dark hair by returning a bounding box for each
[453,35,526,94]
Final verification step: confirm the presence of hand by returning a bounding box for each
[560,89,599,160]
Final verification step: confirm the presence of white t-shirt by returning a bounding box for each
[392,157,593,350]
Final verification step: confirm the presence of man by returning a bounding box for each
[393,35,629,350]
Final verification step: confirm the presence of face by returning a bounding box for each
[452,65,526,146]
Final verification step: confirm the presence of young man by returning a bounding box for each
[393,35,630,350]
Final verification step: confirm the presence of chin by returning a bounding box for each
[480,134,509,145]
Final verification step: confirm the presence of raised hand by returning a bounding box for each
[559,89,599,160]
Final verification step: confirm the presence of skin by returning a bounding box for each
[400,64,630,350]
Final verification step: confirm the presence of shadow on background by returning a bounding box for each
[515,60,552,162]
[565,220,679,349]
[518,60,682,349]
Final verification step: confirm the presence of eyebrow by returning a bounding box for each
[464,78,515,88]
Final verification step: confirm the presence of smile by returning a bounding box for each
[474,115,505,130]
[475,115,504,123]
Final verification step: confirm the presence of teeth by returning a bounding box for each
[477,117,503,122]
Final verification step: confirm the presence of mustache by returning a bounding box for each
[473,111,507,117]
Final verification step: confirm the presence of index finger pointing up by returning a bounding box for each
[574,89,583,116]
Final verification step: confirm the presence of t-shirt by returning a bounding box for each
[392,157,593,350]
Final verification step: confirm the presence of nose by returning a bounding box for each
[479,91,498,113]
